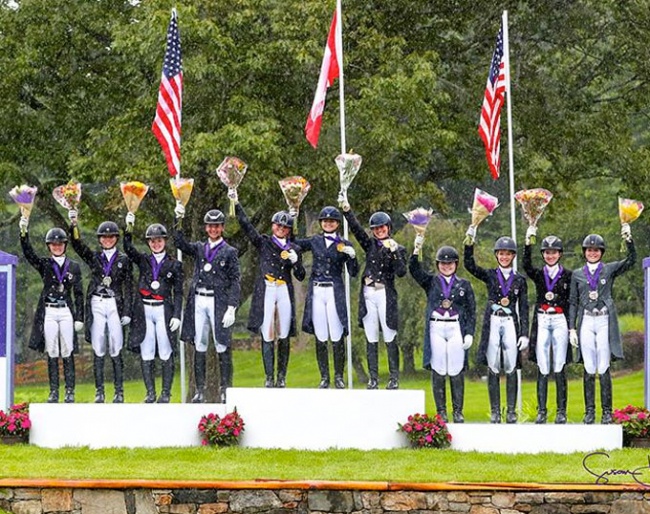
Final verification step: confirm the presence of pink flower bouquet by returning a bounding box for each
[613,405,650,446]
[398,412,451,449]
[120,181,149,213]
[216,157,248,216]
[514,188,553,244]
[9,185,38,221]
[464,188,498,244]
[52,180,81,211]
[403,207,434,260]
[170,177,194,207]
[335,152,362,197]
[0,402,31,442]
[198,408,245,447]
[279,176,311,230]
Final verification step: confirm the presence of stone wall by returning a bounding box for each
[1,485,650,514]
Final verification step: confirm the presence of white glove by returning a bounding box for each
[525,225,537,245]
[68,209,78,223]
[517,336,529,351]
[386,239,398,253]
[621,223,632,242]
[74,321,84,333]
[341,245,356,258]
[19,216,29,233]
[286,249,298,264]
[120,316,131,326]
[465,225,477,242]
[227,188,238,203]
[174,202,185,219]
[569,329,579,348]
[169,317,181,332]
[462,335,473,350]
[222,306,236,328]
[337,190,350,212]
[125,212,135,226]
[288,207,298,218]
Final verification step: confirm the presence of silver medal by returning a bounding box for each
[589,290,598,301]
[102,276,112,287]
[203,263,212,272]
[151,280,160,290]
[545,291,555,301]
[57,283,64,293]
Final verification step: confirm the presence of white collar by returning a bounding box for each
[51,255,66,266]
[208,238,223,248]
[152,251,166,262]
[586,261,601,273]
[103,247,117,259]
[498,266,513,277]
[545,263,559,278]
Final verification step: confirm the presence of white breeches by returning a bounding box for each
[486,315,518,374]
[535,313,568,375]
[579,312,610,374]
[194,294,217,352]
[312,286,343,342]
[90,296,123,357]
[44,306,74,359]
[362,286,396,343]
[428,319,463,376]
[141,305,172,361]
[261,281,292,342]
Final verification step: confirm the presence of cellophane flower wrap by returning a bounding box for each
[52,180,81,211]
[198,408,245,447]
[216,157,248,216]
[120,181,149,214]
[514,188,553,244]
[170,177,194,207]
[618,197,644,225]
[335,152,362,196]
[464,188,499,244]
[403,207,434,261]
[0,402,31,439]
[279,176,311,231]
[398,412,451,449]
[9,185,38,221]
[613,405,650,446]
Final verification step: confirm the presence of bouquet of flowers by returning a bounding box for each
[52,180,81,211]
[0,402,31,442]
[9,184,38,224]
[403,207,434,261]
[216,156,248,216]
[170,177,194,207]
[279,176,311,230]
[618,197,643,250]
[464,188,499,244]
[514,188,553,244]
[120,181,149,213]
[335,152,362,198]
[398,412,451,449]
[198,408,245,447]
[613,405,650,446]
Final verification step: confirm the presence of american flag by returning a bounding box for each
[478,24,506,180]
[152,9,183,178]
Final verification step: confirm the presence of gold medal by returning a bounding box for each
[545,291,555,301]
[102,276,112,287]
[280,250,289,260]
[441,299,452,309]
[337,243,345,252]
[589,290,599,301]
[500,297,510,307]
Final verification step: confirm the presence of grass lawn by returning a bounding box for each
[3,347,648,484]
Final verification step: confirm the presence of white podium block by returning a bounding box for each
[228,388,425,450]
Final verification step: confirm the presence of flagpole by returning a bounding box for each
[334,0,353,389]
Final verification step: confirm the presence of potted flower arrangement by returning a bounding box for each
[398,412,452,449]
[0,403,31,444]
[613,405,650,447]
[198,408,245,447]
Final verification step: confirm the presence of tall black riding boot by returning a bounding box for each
[535,373,548,424]
[385,341,400,390]
[62,356,76,403]
[600,369,613,424]
[366,341,379,389]
[47,357,59,403]
[112,354,124,403]
[219,348,233,403]
[488,370,501,423]
[450,372,465,423]
[555,368,568,424]
[315,339,330,389]
[583,371,596,424]
[431,371,448,422]
[333,339,346,389]
[191,351,207,403]
[505,371,518,424]
[93,355,105,403]
[262,340,275,388]
[276,338,290,388]
[158,357,174,403]
[141,359,156,403]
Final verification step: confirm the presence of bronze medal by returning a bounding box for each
[280,250,289,260]
[500,297,510,307]
[441,299,452,309]
[545,291,555,301]
[151,280,160,290]
[589,290,598,301]
[102,276,112,287]
[203,263,212,272]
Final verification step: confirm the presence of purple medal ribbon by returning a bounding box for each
[272,235,291,251]
[496,268,515,297]
[101,251,118,279]
[438,274,455,302]
[149,254,167,283]
[204,240,225,264]
[324,234,341,244]
[51,258,70,288]
[543,265,563,294]
[583,262,603,291]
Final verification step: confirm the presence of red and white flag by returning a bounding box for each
[305,5,341,148]
[152,9,183,177]
[478,22,506,180]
